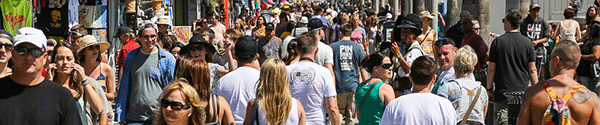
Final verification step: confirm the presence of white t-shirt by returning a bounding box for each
[287,62,336,125]
[380,93,456,125]
[281,36,295,58]
[397,41,424,77]
[315,41,334,66]
[214,67,260,125]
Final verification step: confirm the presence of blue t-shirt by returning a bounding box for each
[330,40,366,93]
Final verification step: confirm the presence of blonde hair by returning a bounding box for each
[471,19,480,26]
[257,59,293,125]
[454,45,478,78]
[154,78,208,125]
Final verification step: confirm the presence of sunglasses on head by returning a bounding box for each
[15,46,44,57]
[434,39,454,47]
[161,99,191,111]
[376,63,393,69]
[0,43,12,51]
[189,45,204,51]
[141,35,157,39]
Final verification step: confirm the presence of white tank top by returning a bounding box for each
[560,20,577,42]
[257,98,300,125]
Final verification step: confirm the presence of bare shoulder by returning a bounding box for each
[100,63,113,71]
[571,87,598,105]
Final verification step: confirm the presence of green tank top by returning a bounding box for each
[354,81,385,125]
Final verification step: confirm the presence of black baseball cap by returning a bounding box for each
[114,25,133,38]
[234,36,258,60]
[308,18,325,30]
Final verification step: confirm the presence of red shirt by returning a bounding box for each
[116,40,140,68]
[461,32,488,70]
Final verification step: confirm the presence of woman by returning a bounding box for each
[283,39,299,65]
[77,35,116,101]
[253,16,267,38]
[52,42,109,125]
[439,46,488,124]
[553,8,581,42]
[472,20,481,35]
[180,35,230,91]
[577,18,600,94]
[366,16,380,54]
[154,78,208,125]
[162,34,178,51]
[583,5,600,43]
[355,53,395,125]
[0,30,12,78]
[176,58,235,125]
[417,11,437,58]
[244,59,306,125]
[170,42,184,59]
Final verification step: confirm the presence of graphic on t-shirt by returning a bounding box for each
[49,0,67,8]
[339,45,354,71]
[5,12,25,30]
[290,66,315,85]
[526,24,542,39]
[50,10,61,28]
[351,32,363,44]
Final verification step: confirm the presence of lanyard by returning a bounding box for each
[299,57,313,62]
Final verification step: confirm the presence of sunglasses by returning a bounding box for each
[189,45,204,51]
[434,39,454,47]
[474,28,481,30]
[161,99,191,111]
[87,45,100,50]
[376,63,393,69]
[15,46,44,57]
[0,43,12,51]
[141,35,157,40]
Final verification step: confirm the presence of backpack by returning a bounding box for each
[540,81,585,125]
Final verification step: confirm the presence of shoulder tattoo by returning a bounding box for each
[572,88,592,104]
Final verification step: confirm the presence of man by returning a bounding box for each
[155,17,170,43]
[208,11,227,43]
[281,16,309,58]
[214,36,260,125]
[288,33,341,125]
[115,24,176,124]
[445,10,471,46]
[393,14,425,94]
[329,23,366,125]
[308,18,335,83]
[380,56,456,124]
[487,10,538,125]
[0,27,81,124]
[433,38,459,84]
[517,41,600,124]
[350,14,369,53]
[520,3,551,81]
[257,23,282,64]
[115,25,139,86]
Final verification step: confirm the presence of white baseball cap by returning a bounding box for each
[386,13,393,19]
[299,16,309,24]
[14,27,47,49]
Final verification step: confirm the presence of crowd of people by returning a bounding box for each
[3,1,600,125]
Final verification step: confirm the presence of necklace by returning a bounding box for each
[558,74,572,78]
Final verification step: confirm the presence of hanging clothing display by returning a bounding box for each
[1,0,33,35]
[39,0,69,36]
[68,0,79,26]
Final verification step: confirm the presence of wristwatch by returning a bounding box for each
[82,79,89,86]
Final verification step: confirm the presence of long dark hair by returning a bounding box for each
[587,5,598,25]
[52,42,84,99]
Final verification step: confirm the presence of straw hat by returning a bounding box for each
[77,35,110,54]
[420,11,435,20]
[156,17,170,25]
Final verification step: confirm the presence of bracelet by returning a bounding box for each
[486,88,493,91]
[82,79,89,86]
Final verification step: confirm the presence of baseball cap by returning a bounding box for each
[308,18,325,30]
[234,36,258,60]
[14,27,47,49]
[386,13,393,19]
[265,23,275,30]
[530,3,541,10]
[114,25,133,38]
[299,16,309,24]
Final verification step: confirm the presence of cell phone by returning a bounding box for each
[380,42,392,50]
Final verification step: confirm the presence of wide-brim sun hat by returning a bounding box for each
[77,35,110,54]
[396,13,423,35]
